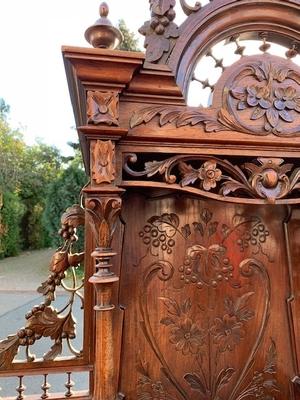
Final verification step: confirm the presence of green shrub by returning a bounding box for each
[43,164,87,248]
[0,191,24,258]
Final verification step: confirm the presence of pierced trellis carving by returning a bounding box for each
[0,204,85,369]
[87,90,119,126]
[124,154,300,204]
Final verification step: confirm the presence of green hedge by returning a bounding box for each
[0,191,24,258]
[43,164,87,248]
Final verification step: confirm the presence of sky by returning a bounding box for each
[1,1,299,155]
[0,0,151,154]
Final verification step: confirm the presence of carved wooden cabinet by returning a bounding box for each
[62,1,300,398]
[0,0,299,398]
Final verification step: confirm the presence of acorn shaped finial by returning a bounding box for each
[99,2,109,18]
[84,2,123,49]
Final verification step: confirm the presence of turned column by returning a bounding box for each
[85,138,122,400]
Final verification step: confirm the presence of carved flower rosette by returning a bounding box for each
[222,54,300,136]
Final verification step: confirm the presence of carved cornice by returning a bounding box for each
[130,55,300,138]
[91,140,116,185]
[124,154,300,204]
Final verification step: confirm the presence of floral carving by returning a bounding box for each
[0,204,85,368]
[229,59,300,135]
[139,0,179,63]
[179,160,222,191]
[124,153,300,204]
[138,207,278,399]
[169,319,205,355]
[130,56,300,137]
[160,297,205,355]
[91,140,116,185]
[87,90,119,126]
[211,314,245,352]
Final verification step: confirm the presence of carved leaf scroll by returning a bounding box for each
[130,55,300,137]
[130,105,226,132]
[124,154,300,204]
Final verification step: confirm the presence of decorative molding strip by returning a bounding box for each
[124,154,300,204]
[91,140,116,185]
[87,90,119,126]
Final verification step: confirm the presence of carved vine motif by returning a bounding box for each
[0,205,85,369]
[130,56,300,137]
[139,209,271,266]
[124,154,300,204]
[137,209,280,399]
[87,90,119,126]
[139,0,179,63]
[91,140,116,185]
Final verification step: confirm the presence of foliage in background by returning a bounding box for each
[0,99,87,257]
[117,19,141,52]
[0,191,24,258]
[43,161,87,248]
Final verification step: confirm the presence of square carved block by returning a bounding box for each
[87,90,119,126]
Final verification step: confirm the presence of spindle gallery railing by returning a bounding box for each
[0,204,92,398]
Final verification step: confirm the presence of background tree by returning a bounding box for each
[117,19,140,52]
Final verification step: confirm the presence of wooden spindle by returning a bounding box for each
[16,376,26,400]
[65,372,74,398]
[41,374,51,399]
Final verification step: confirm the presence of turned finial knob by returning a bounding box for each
[84,2,123,49]
[99,2,109,18]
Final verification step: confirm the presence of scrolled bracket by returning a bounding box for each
[179,0,202,15]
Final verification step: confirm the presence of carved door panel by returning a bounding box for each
[118,192,294,399]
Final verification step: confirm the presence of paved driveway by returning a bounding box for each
[0,249,87,397]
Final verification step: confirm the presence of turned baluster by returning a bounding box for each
[41,374,51,399]
[16,376,25,400]
[65,372,74,398]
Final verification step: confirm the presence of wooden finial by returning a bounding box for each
[84,2,123,49]
[99,2,109,18]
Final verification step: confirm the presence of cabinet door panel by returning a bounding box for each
[118,193,294,400]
